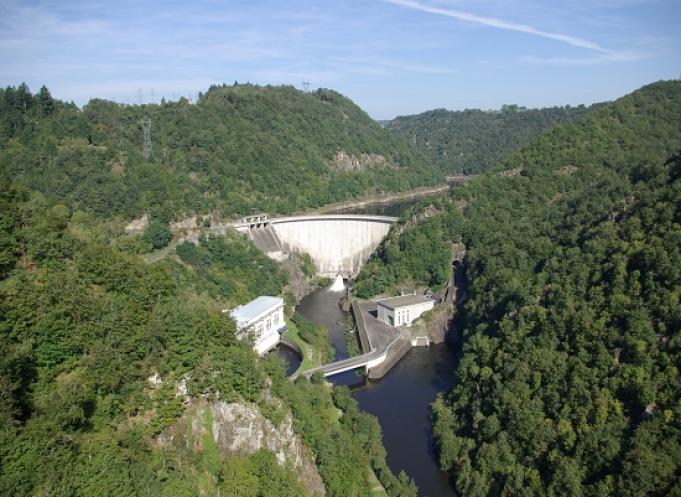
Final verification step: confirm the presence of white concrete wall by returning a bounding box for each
[378,300,435,327]
[271,217,392,277]
[398,301,435,326]
[377,305,393,326]
[236,303,285,355]
[254,331,280,355]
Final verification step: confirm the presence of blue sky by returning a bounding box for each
[1,0,679,118]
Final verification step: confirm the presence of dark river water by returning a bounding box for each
[271,344,302,377]
[295,286,459,497]
[332,180,463,217]
[333,196,438,217]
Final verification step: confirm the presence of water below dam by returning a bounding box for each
[295,285,459,497]
[272,343,302,377]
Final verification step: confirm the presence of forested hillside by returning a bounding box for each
[0,166,418,496]
[355,80,681,496]
[0,83,440,222]
[386,103,601,175]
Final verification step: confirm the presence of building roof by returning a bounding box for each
[229,296,283,327]
[377,294,434,310]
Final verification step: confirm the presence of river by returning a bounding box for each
[295,284,459,497]
[276,192,460,496]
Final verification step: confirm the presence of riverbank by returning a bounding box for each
[312,183,452,214]
[283,319,324,375]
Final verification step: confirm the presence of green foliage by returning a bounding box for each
[0,183,300,495]
[0,83,441,220]
[300,252,317,277]
[269,372,416,497]
[143,219,172,249]
[0,165,22,278]
[359,80,681,497]
[4,76,680,497]
[174,232,287,304]
[291,312,335,364]
[220,450,308,497]
[387,103,601,174]
[345,316,362,358]
[354,204,460,298]
[37,85,54,117]
[202,410,221,476]
[149,382,184,435]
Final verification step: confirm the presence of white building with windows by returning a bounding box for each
[377,295,435,327]
[228,296,286,355]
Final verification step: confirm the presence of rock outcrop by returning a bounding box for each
[330,150,387,172]
[408,303,451,344]
[159,400,325,497]
[124,214,148,234]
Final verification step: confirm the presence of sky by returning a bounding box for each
[1,0,679,119]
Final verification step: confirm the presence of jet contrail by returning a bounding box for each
[381,0,614,54]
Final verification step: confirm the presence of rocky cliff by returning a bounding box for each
[159,399,325,497]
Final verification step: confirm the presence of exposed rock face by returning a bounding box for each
[499,166,524,177]
[452,242,466,262]
[330,150,387,171]
[408,303,451,344]
[283,253,315,300]
[161,400,325,497]
[111,160,125,176]
[124,214,148,234]
[169,215,198,231]
[395,202,443,236]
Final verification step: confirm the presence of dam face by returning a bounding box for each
[237,215,397,277]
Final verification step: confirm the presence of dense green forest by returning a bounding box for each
[0,166,418,495]
[386,103,601,175]
[356,80,681,496]
[3,75,680,497]
[0,82,440,222]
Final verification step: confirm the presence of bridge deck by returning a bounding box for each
[291,299,407,380]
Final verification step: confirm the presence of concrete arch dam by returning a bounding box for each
[235,214,398,277]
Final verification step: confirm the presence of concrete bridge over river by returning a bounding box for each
[215,214,398,278]
[290,300,412,380]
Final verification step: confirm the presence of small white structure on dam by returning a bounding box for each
[232,214,398,277]
[228,296,286,355]
[377,295,435,327]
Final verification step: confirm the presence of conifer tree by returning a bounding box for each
[38,85,54,116]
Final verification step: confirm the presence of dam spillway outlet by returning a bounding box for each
[329,274,346,292]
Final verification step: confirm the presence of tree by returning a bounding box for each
[37,85,54,116]
[143,220,172,250]
[15,83,32,111]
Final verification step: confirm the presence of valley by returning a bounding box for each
[1,79,680,497]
